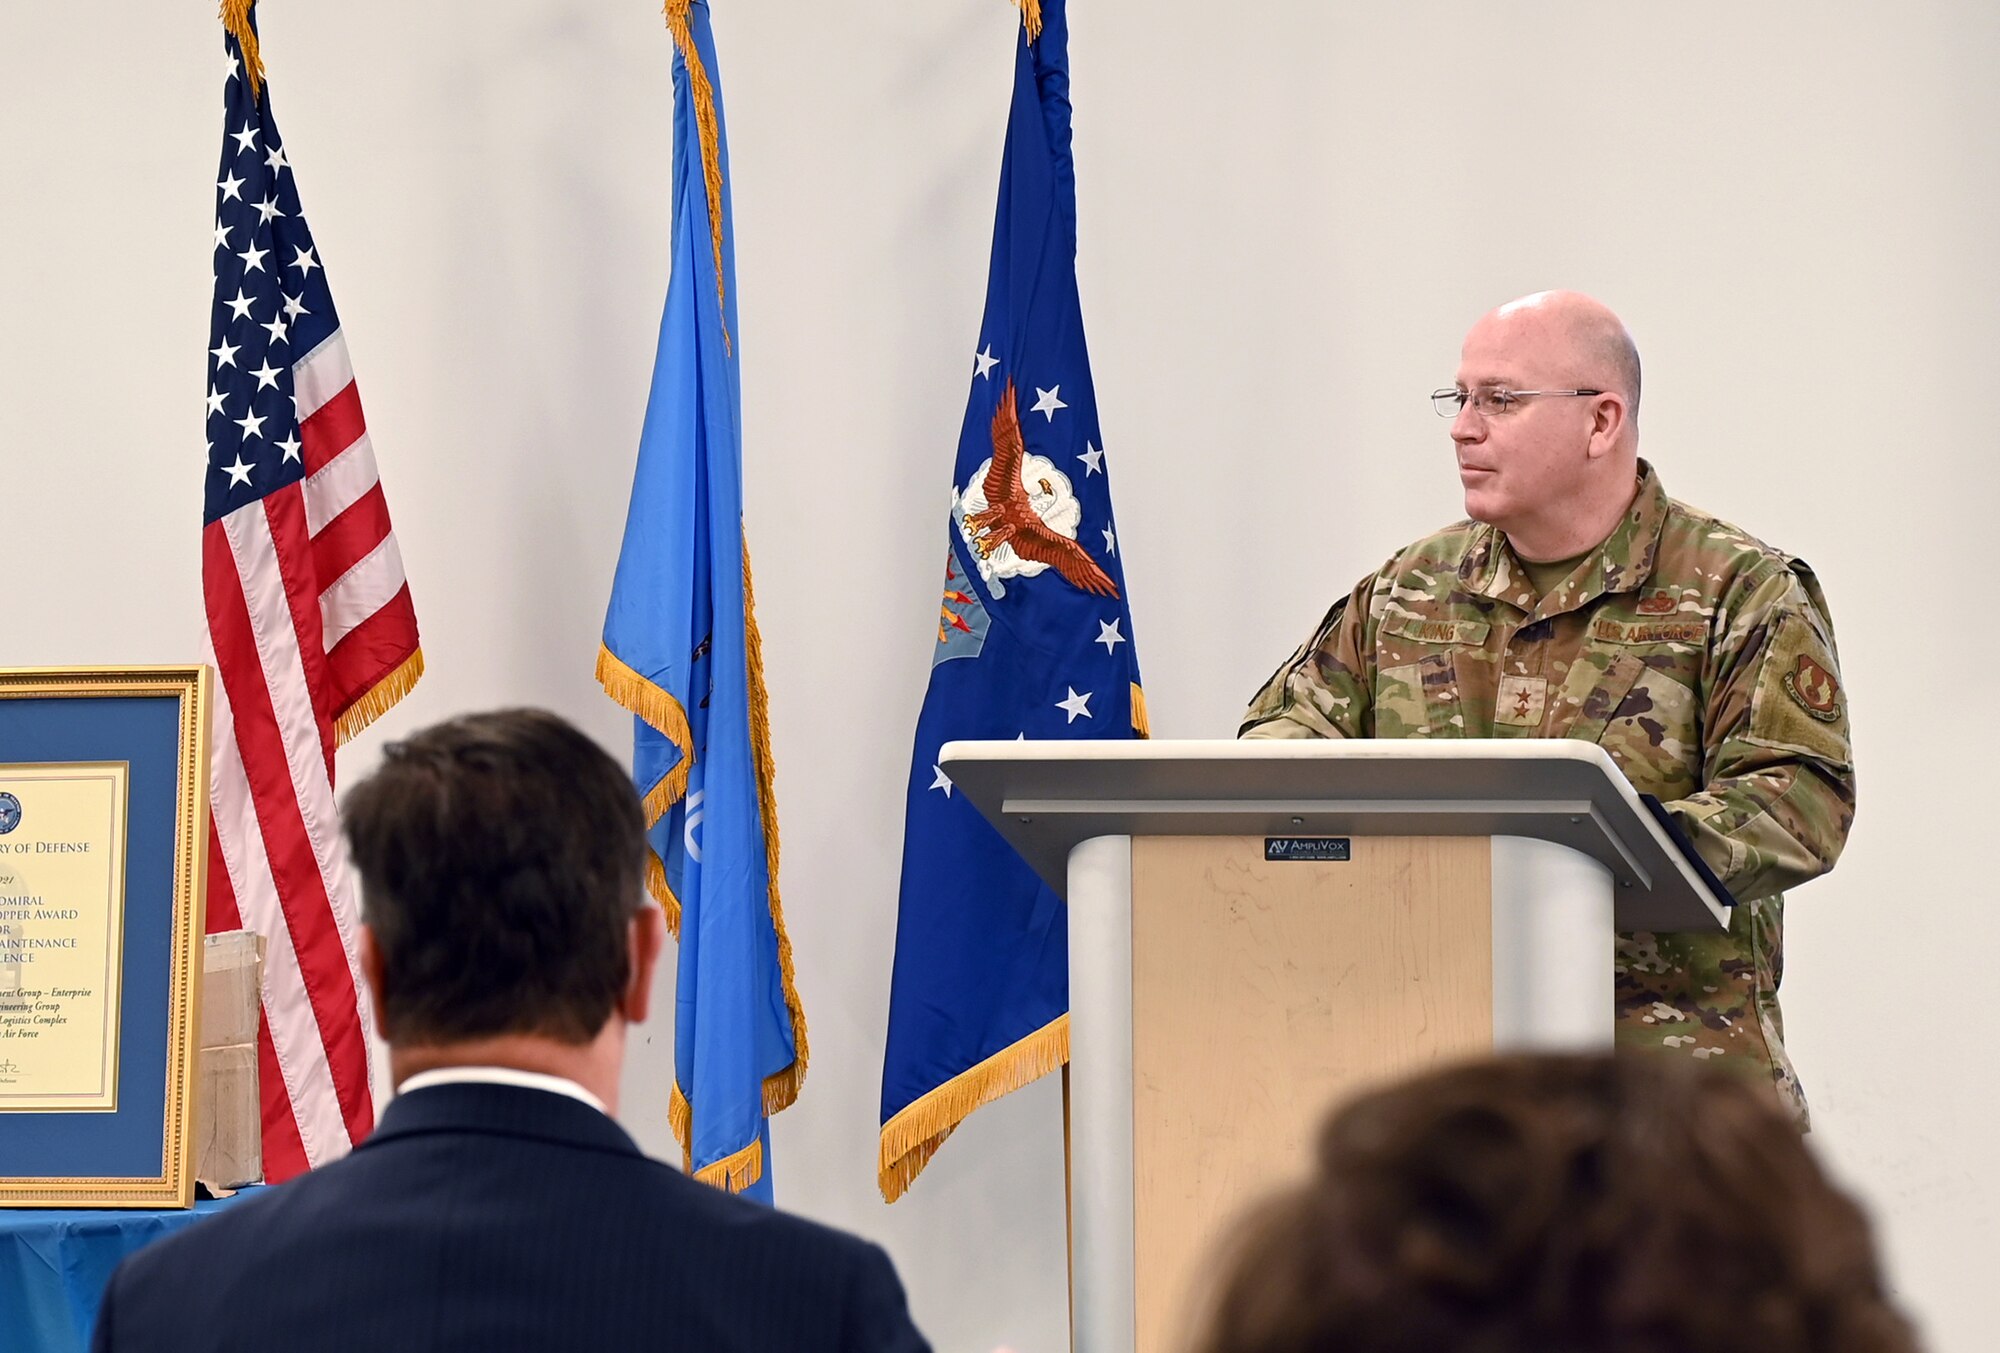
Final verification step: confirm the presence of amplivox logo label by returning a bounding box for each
[1264,837,1351,863]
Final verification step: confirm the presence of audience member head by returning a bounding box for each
[1190,1053,1918,1353]
[343,708,662,1098]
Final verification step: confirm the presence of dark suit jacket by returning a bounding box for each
[93,1082,930,1352]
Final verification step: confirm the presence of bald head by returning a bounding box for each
[1489,290,1641,419]
[1451,291,1645,560]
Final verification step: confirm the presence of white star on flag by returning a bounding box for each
[973,345,998,380]
[230,123,259,154]
[217,170,245,202]
[1077,443,1103,475]
[205,386,228,416]
[234,409,267,440]
[276,434,303,464]
[249,359,282,391]
[237,242,269,273]
[210,337,241,368]
[221,455,254,487]
[1095,618,1125,653]
[1102,526,1116,556]
[930,764,954,797]
[288,245,319,277]
[1056,687,1093,722]
[224,288,255,321]
[1031,385,1067,421]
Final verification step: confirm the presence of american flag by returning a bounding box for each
[202,16,421,1183]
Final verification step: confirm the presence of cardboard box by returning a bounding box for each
[195,930,264,1192]
[200,930,263,1050]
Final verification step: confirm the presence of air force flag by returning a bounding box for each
[879,0,1147,1202]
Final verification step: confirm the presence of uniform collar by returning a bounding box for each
[1457,460,1669,618]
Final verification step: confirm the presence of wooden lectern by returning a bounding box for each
[940,738,1731,1353]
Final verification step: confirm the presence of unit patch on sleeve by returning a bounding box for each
[1781,653,1841,722]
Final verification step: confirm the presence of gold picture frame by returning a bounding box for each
[0,666,211,1208]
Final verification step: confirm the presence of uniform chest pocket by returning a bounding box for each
[1558,649,1704,796]
[1373,612,1489,738]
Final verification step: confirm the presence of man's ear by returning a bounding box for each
[358,924,392,1042]
[1587,393,1630,459]
[619,904,669,1025]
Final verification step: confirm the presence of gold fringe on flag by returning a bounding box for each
[669,1078,764,1190]
[596,646,693,937]
[878,1014,1069,1202]
[218,0,267,103]
[645,849,683,938]
[668,1079,694,1168]
[1130,682,1151,738]
[333,649,425,747]
[742,545,810,1117]
[669,1075,770,1192]
[595,645,695,826]
[662,0,732,355]
[695,1137,764,1192]
[1014,0,1043,42]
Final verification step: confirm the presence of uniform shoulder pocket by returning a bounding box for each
[1747,611,1851,766]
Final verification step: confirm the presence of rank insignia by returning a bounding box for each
[1496,674,1548,727]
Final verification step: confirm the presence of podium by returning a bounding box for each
[940,738,1731,1353]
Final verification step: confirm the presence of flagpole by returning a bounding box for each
[1063,1062,1075,1347]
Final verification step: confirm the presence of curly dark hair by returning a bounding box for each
[1189,1054,1918,1353]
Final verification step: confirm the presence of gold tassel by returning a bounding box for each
[334,649,425,747]
[662,0,732,355]
[1014,0,1043,43]
[1130,682,1151,739]
[595,644,696,829]
[878,1015,1069,1202]
[742,544,810,1116]
[218,0,267,103]
[673,1080,768,1191]
[668,1080,694,1164]
[694,1137,764,1191]
[644,849,683,939]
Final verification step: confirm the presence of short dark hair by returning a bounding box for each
[1191,1054,1916,1353]
[342,708,647,1046]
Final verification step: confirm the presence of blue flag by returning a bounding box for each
[879,0,1147,1202]
[598,0,804,1202]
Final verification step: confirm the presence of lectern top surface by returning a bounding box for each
[938,738,1729,932]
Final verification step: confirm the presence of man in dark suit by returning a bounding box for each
[94,708,930,1352]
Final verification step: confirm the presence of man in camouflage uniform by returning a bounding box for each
[1240,291,1853,1123]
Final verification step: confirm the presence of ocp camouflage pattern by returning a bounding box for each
[1240,462,1853,1124]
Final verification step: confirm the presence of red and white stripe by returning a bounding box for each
[203,329,418,1180]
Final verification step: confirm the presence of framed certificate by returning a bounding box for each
[0,667,211,1207]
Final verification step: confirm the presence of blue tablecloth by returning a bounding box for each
[0,1192,257,1353]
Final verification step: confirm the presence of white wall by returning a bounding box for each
[5,2,1993,1349]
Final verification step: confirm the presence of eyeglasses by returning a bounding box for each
[1431,387,1603,418]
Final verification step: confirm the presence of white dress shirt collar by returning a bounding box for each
[395,1065,609,1118]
